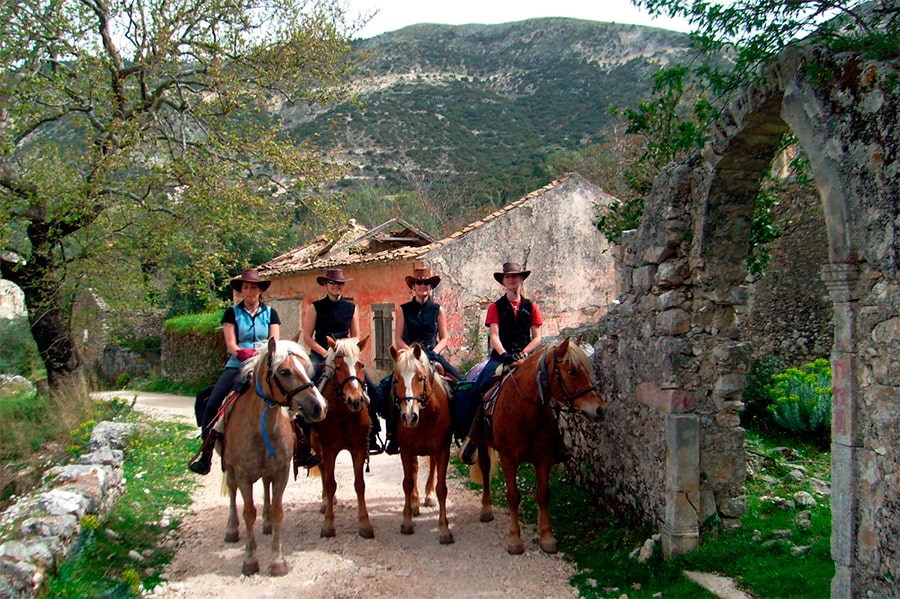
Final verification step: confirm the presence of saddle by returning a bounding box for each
[475,368,514,443]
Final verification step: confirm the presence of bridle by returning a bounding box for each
[393,364,433,409]
[536,346,598,414]
[255,350,316,409]
[325,351,369,407]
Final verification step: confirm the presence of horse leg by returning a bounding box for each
[239,481,260,575]
[352,448,374,539]
[225,469,240,543]
[535,460,558,554]
[499,454,525,555]
[320,452,337,538]
[477,445,494,523]
[262,479,272,535]
[400,451,416,535]
[436,448,454,544]
[268,473,290,576]
[424,455,437,508]
[411,456,421,517]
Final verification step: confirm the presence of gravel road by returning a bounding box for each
[99,391,580,599]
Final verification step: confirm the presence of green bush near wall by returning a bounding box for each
[161,313,225,387]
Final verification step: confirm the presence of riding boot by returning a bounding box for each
[295,421,321,469]
[188,429,220,475]
[384,408,399,455]
[457,413,481,466]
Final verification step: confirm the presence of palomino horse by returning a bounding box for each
[310,336,375,539]
[389,344,454,544]
[473,337,604,555]
[222,337,327,576]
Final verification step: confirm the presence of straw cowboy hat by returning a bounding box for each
[231,269,271,292]
[493,262,531,284]
[405,267,441,289]
[316,268,353,286]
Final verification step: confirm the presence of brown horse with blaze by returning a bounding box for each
[389,343,455,544]
[473,337,605,555]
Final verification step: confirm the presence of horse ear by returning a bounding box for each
[412,343,423,359]
[555,337,571,358]
[268,336,277,355]
[574,334,583,346]
[357,335,370,351]
[327,336,336,349]
[390,345,400,361]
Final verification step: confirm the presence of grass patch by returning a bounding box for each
[39,408,197,598]
[454,429,832,598]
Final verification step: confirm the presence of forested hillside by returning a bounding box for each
[284,18,694,233]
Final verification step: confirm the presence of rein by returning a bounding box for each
[393,367,434,409]
[253,350,315,457]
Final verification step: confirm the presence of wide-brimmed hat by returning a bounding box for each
[493,262,531,284]
[231,269,271,292]
[316,268,352,286]
[405,267,441,289]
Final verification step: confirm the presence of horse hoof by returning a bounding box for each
[359,526,375,539]
[224,531,239,543]
[269,559,289,577]
[507,542,525,555]
[439,533,455,545]
[479,510,494,523]
[424,497,436,508]
[319,505,326,515]
[320,527,336,538]
[400,523,414,535]
[242,559,260,576]
[262,524,272,535]
[412,505,421,517]
[540,538,559,554]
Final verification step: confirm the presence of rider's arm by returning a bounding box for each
[432,307,449,354]
[394,307,409,349]
[349,305,360,338]
[302,304,327,359]
[223,323,239,359]
[488,322,506,356]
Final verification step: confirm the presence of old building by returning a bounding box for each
[257,173,619,377]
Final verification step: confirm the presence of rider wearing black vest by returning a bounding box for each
[459,262,571,465]
[302,268,383,454]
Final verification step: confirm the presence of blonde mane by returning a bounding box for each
[326,337,362,368]
[240,339,313,378]
[395,346,450,395]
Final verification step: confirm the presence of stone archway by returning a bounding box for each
[571,44,899,599]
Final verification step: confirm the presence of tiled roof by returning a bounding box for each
[257,175,572,278]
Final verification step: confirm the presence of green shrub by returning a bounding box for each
[766,358,831,446]
[0,317,44,379]
[163,312,221,335]
[741,355,786,432]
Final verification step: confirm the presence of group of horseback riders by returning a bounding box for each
[188,259,569,476]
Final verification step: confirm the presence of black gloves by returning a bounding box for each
[499,352,516,365]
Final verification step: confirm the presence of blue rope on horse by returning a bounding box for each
[255,376,279,457]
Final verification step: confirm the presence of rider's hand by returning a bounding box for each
[499,352,516,365]
[426,349,440,362]
[236,348,258,362]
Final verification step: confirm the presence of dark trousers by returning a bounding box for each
[199,367,241,435]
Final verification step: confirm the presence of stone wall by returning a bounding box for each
[161,329,226,387]
[568,43,900,599]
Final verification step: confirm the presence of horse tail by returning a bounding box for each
[467,448,499,485]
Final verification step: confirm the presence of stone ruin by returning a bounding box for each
[566,43,899,599]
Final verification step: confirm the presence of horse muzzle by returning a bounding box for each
[296,387,328,423]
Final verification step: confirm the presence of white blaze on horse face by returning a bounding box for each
[398,369,422,426]
[286,353,328,422]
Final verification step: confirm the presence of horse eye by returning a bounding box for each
[279,368,292,377]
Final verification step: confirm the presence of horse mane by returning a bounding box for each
[556,339,591,371]
[239,339,312,378]
[395,346,451,396]
[326,337,361,367]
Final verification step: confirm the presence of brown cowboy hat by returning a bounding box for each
[405,267,441,289]
[230,268,271,292]
[316,268,353,286]
[493,262,531,284]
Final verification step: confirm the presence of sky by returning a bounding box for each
[345,0,692,39]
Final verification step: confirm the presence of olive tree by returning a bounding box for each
[0,0,359,390]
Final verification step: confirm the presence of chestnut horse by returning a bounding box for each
[222,337,327,576]
[310,336,375,539]
[473,337,605,555]
[389,344,454,544]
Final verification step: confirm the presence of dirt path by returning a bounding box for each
[99,391,579,599]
